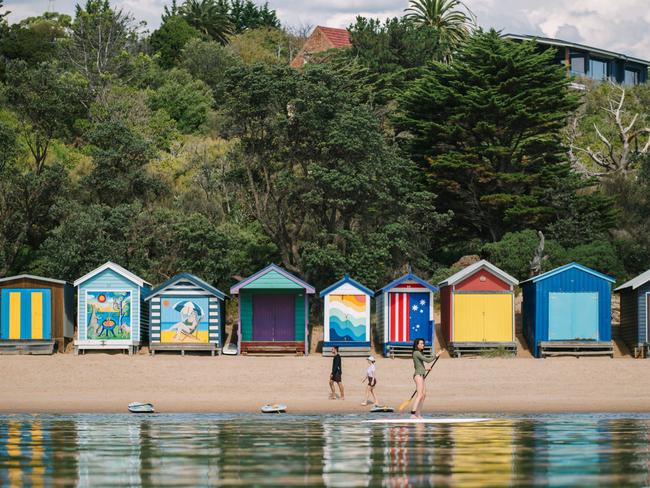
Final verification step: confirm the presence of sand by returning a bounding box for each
[1,353,650,414]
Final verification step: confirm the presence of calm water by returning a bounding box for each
[2,413,650,486]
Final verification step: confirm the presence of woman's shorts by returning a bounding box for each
[367,377,377,387]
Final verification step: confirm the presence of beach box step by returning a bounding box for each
[384,344,432,358]
[74,343,137,355]
[539,341,614,358]
[150,343,220,356]
[449,342,517,358]
[322,346,371,357]
[240,341,305,356]
[0,340,55,355]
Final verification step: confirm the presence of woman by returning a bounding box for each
[410,338,442,419]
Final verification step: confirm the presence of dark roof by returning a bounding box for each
[520,262,616,285]
[317,26,352,48]
[319,274,374,298]
[504,34,650,66]
[145,273,227,301]
[378,272,438,295]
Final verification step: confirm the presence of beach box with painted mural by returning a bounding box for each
[320,275,373,356]
[522,262,615,358]
[439,260,519,357]
[144,273,227,356]
[0,274,74,354]
[376,270,437,357]
[230,264,315,355]
[73,262,151,355]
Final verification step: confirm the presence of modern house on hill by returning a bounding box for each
[504,34,649,87]
[290,26,352,68]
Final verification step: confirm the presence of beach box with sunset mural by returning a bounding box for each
[73,262,151,355]
[320,275,373,356]
[376,270,438,357]
[144,273,227,356]
[0,274,74,354]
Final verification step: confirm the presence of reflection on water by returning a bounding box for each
[3,414,650,486]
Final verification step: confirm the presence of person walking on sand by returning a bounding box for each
[329,346,344,400]
[361,355,378,407]
[410,338,443,419]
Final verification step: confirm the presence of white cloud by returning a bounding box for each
[3,0,650,59]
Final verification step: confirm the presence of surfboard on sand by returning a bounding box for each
[363,418,491,424]
[222,343,238,355]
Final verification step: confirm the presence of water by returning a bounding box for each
[2,413,650,487]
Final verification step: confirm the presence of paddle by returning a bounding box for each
[398,353,442,412]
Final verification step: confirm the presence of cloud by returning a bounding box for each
[3,0,650,59]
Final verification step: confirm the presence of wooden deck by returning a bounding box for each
[240,341,305,356]
[0,340,56,355]
[449,342,517,358]
[384,344,432,358]
[539,341,614,358]
[150,343,220,356]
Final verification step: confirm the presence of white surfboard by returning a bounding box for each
[363,418,491,424]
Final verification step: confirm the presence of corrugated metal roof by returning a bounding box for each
[615,269,650,291]
[439,259,519,287]
[520,262,616,285]
[503,33,650,66]
[230,264,315,295]
[317,26,352,48]
[73,261,151,287]
[0,274,68,285]
[319,274,374,298]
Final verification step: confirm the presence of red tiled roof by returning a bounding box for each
[317,26,352,48]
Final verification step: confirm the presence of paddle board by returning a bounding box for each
[128,402,155,414]
[261,404,287,414]
[364,418,491,424]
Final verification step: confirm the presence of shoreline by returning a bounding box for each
[2,354,650,414]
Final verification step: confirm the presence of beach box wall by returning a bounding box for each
[0,275,74,353]
[615,270,650,354]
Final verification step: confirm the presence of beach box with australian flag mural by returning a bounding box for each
[73,261,151,355]
[376,270,437,357]
[320,274,374,357]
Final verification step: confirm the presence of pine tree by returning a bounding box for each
[397,29,583,242]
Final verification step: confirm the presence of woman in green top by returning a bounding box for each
[410,338,441,418]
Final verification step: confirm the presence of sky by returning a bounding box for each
[4,0,650,60]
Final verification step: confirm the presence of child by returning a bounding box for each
[361,355,378,406]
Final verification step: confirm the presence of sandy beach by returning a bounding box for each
[2,353,650,414]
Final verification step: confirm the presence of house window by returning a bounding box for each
[624,68,640,85]
[589,58,609,81]
[570,53,585,75]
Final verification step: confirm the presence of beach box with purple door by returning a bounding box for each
[74,261,151,355]
[145,273,226,356]
[230,264,314,355]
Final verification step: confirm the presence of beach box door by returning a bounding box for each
[389,292,431,342]
[253,294,295,341]
[548,292,599,340]
[328,295,367,342]
[454,294,512,342]
[1,288,52,340]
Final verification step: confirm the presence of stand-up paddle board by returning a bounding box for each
[370,405,395,413]
[261,404,287,413]
[364,418,491,424]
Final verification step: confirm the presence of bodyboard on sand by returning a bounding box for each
[128,402,155,413]
[370,405,395,413]
[261,404,287,413]
[222,343,238,355]
[364,418,490,424]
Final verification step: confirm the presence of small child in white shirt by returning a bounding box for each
[361,355,378,406]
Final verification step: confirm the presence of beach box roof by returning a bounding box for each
[146,273,227,301]
[614,268,650,354]
[230,264,315,294]
[319,274,374,298]
[74,261,151,288]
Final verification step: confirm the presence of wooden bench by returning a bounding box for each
[0,340,55,355]
[449,342,517,358]
[539,341,614,358]
[150,343,220,356]
[240,341,305,356]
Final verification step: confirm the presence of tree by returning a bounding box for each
[404,0,475,62]
[4,61,88,174]
[180,0,233,45]
[147,68,213,133]
[220,63,447,285]
[65,0,136,94]
[150,15,201,69]
[229,27,299,65]
[567,82,650,177]
[397,30,582,242]
[226,0,279,33]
